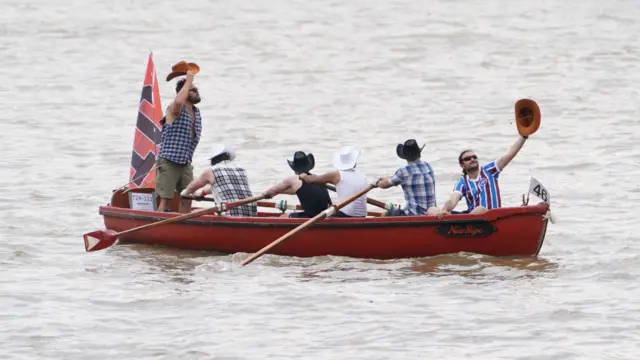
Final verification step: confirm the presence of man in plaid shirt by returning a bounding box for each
[375,139,439,216]
[156,70,202,213]
[180,145,257,217]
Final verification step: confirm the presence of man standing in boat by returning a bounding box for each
[435,99,541,218]
[155,69,202,213]
[262,151,332,218]
[374,139,439,217]
[180,145,257,217]
[299,146,368,218]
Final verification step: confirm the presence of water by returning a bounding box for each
[2,0,640,358]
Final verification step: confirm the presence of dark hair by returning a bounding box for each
[176,78,186,93]
[458,149,473,176]
[210,153,231,166]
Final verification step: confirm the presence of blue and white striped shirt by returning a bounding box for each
[454,160,502,211]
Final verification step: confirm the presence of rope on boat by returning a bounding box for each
[543,210,556,224]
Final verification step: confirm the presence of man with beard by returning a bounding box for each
[155,70,203,213]
[436,136,528,217]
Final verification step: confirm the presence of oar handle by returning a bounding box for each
[184,196,385,217]
[183,196,299,211]
[323,183,397,211]
[116,194,266,237]
[241,184,376,266]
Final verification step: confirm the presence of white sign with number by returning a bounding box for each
[129,192,156,211]
[528,176,550,205]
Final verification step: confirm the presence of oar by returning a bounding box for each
[323,183,398,211]
[82,194,267,253]
[241,184,376,266]
[182,196,384,217]
[115,163,165,193]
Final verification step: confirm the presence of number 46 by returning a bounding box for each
[533,184,548,202]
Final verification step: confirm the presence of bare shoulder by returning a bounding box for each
[283,174,300,185]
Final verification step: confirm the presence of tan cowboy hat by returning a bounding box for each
[514,98,541,137]
[166,61,200,82]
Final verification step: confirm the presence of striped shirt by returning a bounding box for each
[454,160,502,211]
[158,105,202,165]
[211,165,257,217]
[389,160,436,216]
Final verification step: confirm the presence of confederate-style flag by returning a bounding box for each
[128,52,163,188]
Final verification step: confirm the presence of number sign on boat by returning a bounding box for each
[528,176,550,206]
[128,192,156,211]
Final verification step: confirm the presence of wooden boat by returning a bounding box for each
[96,178,553,259]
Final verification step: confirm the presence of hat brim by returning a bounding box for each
[287,153,315,174]
[209,147,236,162]
[514,98,541,137]
[396,144,425,160]
[332,150,360,171]
[166,62,200,82]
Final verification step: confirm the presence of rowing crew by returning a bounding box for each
[153,66,539,218]
[174,133,529,219]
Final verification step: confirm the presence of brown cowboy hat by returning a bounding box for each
[166,61,200,82]
[514,98,541,137]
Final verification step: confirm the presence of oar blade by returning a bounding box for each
[83,229,119,252]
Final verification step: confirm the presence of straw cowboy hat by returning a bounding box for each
[514,98,541,137]
[166,61,200,82]
[287,151,315,174]
[396,139,425,161]
[332,146,361,171]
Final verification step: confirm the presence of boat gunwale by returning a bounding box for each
[99,203,550,229]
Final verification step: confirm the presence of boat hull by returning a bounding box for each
[99,203,550,259]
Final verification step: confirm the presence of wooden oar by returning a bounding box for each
[323,183,398,211]
[115,163,165,193]
[241,184,376,266]
[82,194,266,253]
[182,196,384,217]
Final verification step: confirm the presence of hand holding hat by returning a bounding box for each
[514,99,541,138]
[166,61,200,82]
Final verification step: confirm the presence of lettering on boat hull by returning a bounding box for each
[435,222,496,237]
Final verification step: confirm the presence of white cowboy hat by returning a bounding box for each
[208,144,236,162]
[332,146,360,171]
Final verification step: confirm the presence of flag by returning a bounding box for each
[129,52,163,189]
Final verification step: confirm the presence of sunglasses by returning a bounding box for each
[189,87,199,93]
[462,155,478,162]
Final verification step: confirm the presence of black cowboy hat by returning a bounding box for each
[287,151,315,174]
[396,139,425,161]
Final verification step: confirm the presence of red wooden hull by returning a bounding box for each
[98,202,551,259]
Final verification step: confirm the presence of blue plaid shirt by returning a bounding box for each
[390,159,436,215]
[158,105,202,165]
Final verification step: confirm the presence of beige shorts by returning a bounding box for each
[155,157,194,199]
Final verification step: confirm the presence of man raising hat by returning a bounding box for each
[262,151,332,218]
[156,67,203,213]
[435,99,540,217]
[375,139,439,217]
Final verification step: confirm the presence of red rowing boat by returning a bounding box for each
[95,177,554,259]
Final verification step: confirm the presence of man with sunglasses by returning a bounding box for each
[436,136,528,218]
[155,70,203,213]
